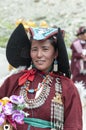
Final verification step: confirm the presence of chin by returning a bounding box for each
[36,66,45,71]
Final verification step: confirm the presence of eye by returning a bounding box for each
[43,48,48,50]
[31,48,37,52]
[42,47,49,51]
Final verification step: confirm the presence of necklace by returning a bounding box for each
[24,75,48,94]
[20,74,53,109]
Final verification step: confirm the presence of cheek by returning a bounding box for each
[47,52,56,61]
[30,52,35,59]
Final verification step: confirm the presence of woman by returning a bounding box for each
[70,26,86,85]
[0,24,82,130]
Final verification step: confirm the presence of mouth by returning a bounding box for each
[35,60,45,64]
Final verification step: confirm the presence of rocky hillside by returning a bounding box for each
[0,0,86,49]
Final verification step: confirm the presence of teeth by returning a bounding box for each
[37,61,43,63]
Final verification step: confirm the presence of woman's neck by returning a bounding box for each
[32,65,53,75]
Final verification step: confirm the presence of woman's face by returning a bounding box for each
[30,39,57,72]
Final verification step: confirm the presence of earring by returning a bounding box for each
[53,59,58,72]
[32,62,36,68]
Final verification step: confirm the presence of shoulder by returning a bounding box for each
[58,76,82,104]
[0,66,26,86]
[59,75,78,96]
[53,73,75,91]
[71,39,80,47]
[60,75,74,89]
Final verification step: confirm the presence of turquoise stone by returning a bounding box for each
[28,89,35,93]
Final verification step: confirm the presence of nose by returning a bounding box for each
[37,49,42,57]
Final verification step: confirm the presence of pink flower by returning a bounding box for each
[12,110,25,124]
[10,95,25,104]
[3,103,13,115]
[0,113,5,125]
[0,95,28,127]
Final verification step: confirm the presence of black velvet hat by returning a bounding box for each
[6,23,71,78]
[56,28,71,78]
[6,23,31,68]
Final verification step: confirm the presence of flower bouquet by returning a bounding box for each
[0,95,29,130]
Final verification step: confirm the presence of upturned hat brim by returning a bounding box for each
[6,23,31,68]
[56,28,71,78]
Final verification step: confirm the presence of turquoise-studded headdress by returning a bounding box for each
[6,23,71,78]
[29,27,58,40]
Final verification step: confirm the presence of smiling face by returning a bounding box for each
[30,39,58,72]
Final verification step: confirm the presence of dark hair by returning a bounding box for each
[76,26,86,36]
[48,35,58,52]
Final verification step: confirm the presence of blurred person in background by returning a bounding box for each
[70,26,86,86]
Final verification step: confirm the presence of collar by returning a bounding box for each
[18,68,37,86]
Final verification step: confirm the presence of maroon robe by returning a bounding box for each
[0,69,82,130]
[70,39,86,85]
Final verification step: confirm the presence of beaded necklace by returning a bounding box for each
[24,74,48,94]
[20,74,53,109]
